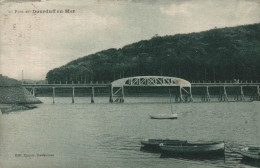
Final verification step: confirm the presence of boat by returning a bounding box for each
[24,104,38,109]
[233,146,260,160]
[141,139,187,147]
[140,139,188,152]
[159,141,225,155]
[149,89,178,119]
[149,113,177,119]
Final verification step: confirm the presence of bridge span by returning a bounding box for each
[21,76,260,103]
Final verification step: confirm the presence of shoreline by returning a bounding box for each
[0,104,38,114]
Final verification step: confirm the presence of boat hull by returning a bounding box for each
[149,114,177,119]
[140,139,188,152]
[141,139,187,147]
[235,147,260,160]
[160,141,225,156]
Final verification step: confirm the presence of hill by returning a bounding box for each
[46,23,260,83]
[0,74,21,86]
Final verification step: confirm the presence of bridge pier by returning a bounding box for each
[175,87,183,102]
[206,86,210,101]
[175,87,193,102]
[250,86,260,101]
[179,87,183,102]
[33,87,35,96]
[189,87,193,102]
[256,86,260,100]
[202,86,210,102]
[91,87,95,103]
[241,86,245,101]
[72,87,75,103]
[239,86,245,101]
[52,87,55,104]
[109,85,113,103]
[121,86,125,103]
[218,86,228,102]
[109,86,124,103]
[32,87,35,97]
[234,86,245,101]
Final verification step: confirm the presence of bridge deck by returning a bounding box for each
[21,84,109,88]
[20,83,260,88]
[191,83,260,87]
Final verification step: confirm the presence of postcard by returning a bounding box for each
[0,0,260,167]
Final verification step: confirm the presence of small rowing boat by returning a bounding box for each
[149,89,178,119]
[233,146,260,160]
[141,139,187,147]
[149,113,177,119]
[159,141,225,155]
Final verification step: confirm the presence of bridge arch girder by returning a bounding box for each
[111,76,191,88]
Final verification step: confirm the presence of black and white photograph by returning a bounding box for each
[0,0,260,167]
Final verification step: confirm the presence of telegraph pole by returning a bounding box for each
[22,70,24,84]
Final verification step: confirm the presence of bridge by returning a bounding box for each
[109,76,192,102]
[21,83,108,104]
[21,76,260,103]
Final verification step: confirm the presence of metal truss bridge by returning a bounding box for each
[20,76,260,103]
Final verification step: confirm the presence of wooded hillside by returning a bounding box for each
[46,23,260,83]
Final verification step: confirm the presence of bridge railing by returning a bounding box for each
[22,80,259,85]
[22,81,112,85]
[190,80,258,84]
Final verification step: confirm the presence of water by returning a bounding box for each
[0,97,259,168]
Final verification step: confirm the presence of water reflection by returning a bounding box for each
[240,157,260,167]
[140,146,161,153]
[140,142,260,167]
[160,152,225,161]
[140,145,226,166]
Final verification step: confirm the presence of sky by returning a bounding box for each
[0,0,260,80]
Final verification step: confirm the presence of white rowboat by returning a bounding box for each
[149,89,177,119]
[149,113,177,119]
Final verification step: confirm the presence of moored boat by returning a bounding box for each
[24,104,38,109]
[159,141,225,155]
[149,89,178,119]
[149,113,177,119]
[141,139,187,147]
[233,146,260,160]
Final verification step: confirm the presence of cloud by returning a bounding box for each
[159,0,260,33]
[0,0,42,5]
[160,0,260,19]
[0,0,123,79]
[0,0,260,80]
[160,2,192,16]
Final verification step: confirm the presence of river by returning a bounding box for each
[0,97,259,168]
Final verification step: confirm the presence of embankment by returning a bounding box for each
[0,75,41,113]
[0,86,41,104]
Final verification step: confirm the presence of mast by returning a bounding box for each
[169,88,172,113]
